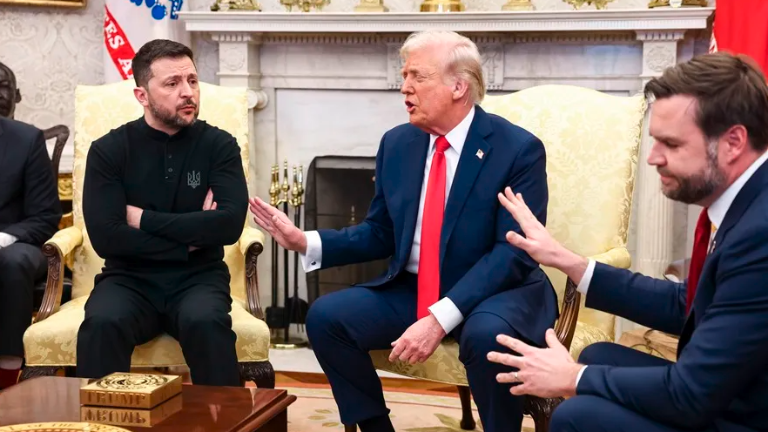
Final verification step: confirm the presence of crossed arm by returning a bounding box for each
[83,138,247,261]
[137,138,248,248]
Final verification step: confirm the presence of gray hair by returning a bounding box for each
[400,30,486,104]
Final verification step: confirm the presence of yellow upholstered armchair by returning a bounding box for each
[368,85,647,431]
[20,80,274,388]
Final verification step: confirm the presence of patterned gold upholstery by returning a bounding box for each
[371,85,646,384]
[23,79,270,367]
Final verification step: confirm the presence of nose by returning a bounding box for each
[400,76,413,95]
[647,141,665,167]
[179,80,193,98]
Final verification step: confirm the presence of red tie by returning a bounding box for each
[417,136,450,319]
[686,208,711,312]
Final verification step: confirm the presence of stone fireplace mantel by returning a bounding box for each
[179,8,714,335]
[180,8,714,33]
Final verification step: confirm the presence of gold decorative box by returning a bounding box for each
[0,423,131,432]
[80,395,183,428]
[80,373,182,410]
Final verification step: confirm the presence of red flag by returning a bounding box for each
[710,0,768,75]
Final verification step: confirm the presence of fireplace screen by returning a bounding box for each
[304,156,390,306]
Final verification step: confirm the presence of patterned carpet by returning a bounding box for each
[275,384,535,432]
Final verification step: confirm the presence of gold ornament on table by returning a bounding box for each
[562,0,613,9]
[279,0,329,12]
[418,0,464,12]
[501,0,533,10]
[210,0,262,11]
[354,0,388,12]
[648,0,707,8]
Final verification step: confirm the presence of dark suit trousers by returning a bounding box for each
[551,342,716,432]
[306,272,528,432]
[0,243,47,357]
[76,263,240,386]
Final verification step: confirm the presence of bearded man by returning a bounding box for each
[76,39,248,386]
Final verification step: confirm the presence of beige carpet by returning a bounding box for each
[278,385,535,432]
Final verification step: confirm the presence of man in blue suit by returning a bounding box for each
[487,52,768,432]
[249,30,558,432]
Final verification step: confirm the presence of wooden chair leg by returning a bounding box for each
[524,395,564,432]
[457,385,476,430]
[19,366,61,382]
[238,361,275,388]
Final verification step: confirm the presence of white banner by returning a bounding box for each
[103,0,190,83]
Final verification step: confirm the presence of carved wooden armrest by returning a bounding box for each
[36,226,83,322]
[554,247,631,350]
[239,226,265,320]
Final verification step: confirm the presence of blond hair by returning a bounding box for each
[400,30,485,104]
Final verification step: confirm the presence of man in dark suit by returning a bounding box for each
[249,30,558,432]
[0,60,22,119]
[0,116,62,389]
[487,52,768,432]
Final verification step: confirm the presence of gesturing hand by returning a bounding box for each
[487,329,582,399]
[249,196,307,253]
[498,187,567,268]
[389,314,446,365]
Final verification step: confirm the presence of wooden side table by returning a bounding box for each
[618,328,679,362]
[0,377,296,432]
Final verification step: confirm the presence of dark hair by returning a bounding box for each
[132,39,195,88]
[644,51,768,152]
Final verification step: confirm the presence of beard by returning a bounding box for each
[148,94,198,130]
[660,140,727,204]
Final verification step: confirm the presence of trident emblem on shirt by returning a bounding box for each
[187,171,201,189]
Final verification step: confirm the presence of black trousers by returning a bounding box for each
[550,342,717,432]
[76,262,240,386]
[0,243,47,358]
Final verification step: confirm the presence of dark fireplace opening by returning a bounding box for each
[304,156,390,306]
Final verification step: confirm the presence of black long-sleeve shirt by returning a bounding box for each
[82,116,248,271]
[0,117,62,247]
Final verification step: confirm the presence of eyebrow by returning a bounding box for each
[163,73,197,82]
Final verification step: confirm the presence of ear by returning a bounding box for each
[133,87,150,108]
[451,78,469,102]
[721,124,749,164]
[13,89,21,103]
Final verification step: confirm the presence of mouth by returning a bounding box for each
[179,106,196,113]
[405,101,415,113]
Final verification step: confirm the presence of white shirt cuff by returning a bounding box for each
[300,231,322,273]
[576,365,587,388]
[428,297,464,334]
[576,258,596,295]
[0,233,18,248]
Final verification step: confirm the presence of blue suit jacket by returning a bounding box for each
[315,106,558,345]
[578,159,768,432]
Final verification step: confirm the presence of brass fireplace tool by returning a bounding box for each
[268,160,308,349]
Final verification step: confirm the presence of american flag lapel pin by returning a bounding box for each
[476,149,484,160]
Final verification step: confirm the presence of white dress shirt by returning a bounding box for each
[574,149,768,387]
[0,233,18,249]
[300,107,476,334]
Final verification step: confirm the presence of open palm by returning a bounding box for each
[497,187,565,268]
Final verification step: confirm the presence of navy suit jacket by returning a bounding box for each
[315,106,558,345]
[0,117,61,248]
[578,159,768,432]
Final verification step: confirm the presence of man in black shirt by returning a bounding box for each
[77,39,248,386]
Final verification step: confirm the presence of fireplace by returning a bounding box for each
[304,156,391,306]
